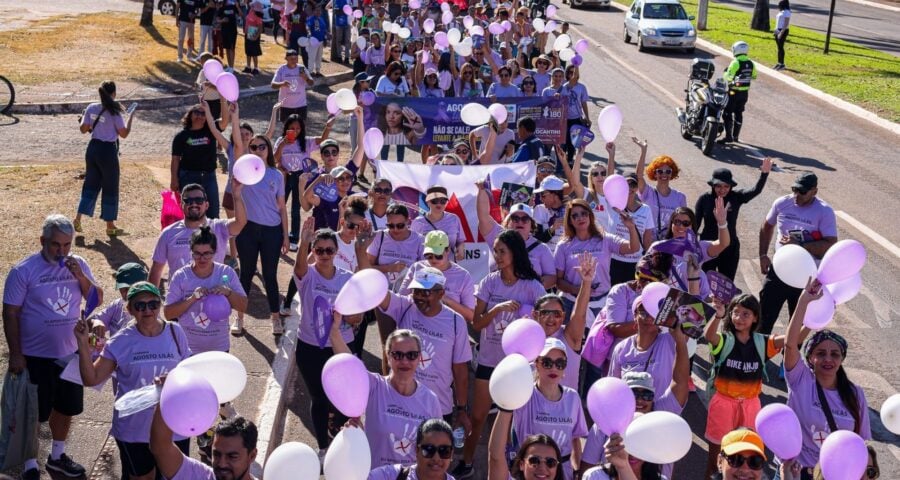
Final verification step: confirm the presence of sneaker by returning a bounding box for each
[272,317,284,335]
[252,68,260,75]
[46,454,86,478]
[230,316,244,336]
[279,305,292,317]
[224,67,235,73]
[21,468,40,480]
[451,461,475,479]
[242,67,252,73]
[289,242,299,252]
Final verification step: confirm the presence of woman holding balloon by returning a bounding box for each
[74,282,192,480]
[488,411,565,480]
[783,279,871,478]
[581,434,649,480]
[651,204,730,298]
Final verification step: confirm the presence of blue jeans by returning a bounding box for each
[178,169,220,219]
[78,139,120,221]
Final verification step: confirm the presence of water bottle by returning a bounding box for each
[453,427,465,449]
[221,274,230,287]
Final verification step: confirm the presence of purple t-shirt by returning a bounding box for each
[786,360,871,467]
[368,465,454,480]
[3,253,97,358]
[365,373,442,468]
[608,332,676,402]
[381,294,472,415]
[241,167,285,227]
[102,322,191,442]
[165,263,244,354]
[81,103,125,142]
[294,266,355,348]
[765,195,837,252]
[89,298,131,337]
[399,261,475,310]
[554,235,626,301]
[367,230,425,286]
[273,64,309,108]
[638,185,687,241]
[410,212,466,249]
[474,272,547,368]
[512,385,588,480]
[485,225,555,278]
[274,136,319,172]
[560,83,589,120]
[599,283,640,360]
[152,219,231,273]
[171,455,215,480]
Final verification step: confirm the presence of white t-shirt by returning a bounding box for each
[609,203,654,263]
[334,235,358,272]
[471,125,516,165]
[776,9,791,30]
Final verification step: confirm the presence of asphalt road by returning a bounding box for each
[709,0,900,57]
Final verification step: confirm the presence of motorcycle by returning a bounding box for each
[676,58,729,156]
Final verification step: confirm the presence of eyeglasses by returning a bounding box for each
[429,198,448,205]
[389,350,420,361]
[526,456,559,468]
[537,167,555,174]
[386,222,407,230]
[192,251,215,259]
[412,288,442,296]
[419,443,453,459]
[314,247,336,255]
[570,211,590,220]
[335,176,353,183]
[322,148,339,157]
[345,222,358,230]
[672,219,692,228]
[724,454,765,470]
[792,187,810,195]
[183,196,206,205]
[538,357,567,370]
[537,309,564,318]
[455,148,470,155]
[132,300,162,312]
[655,168,673,175]
[591,171,607,177]
[424,253,444,260]
[509,215,531,224]
[249,143,268,152]
[372,187,392,195]
[633,389,655,401]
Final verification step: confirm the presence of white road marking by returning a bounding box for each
[837,22,872,33]
[835,210,900,259]
[844,0,900,12]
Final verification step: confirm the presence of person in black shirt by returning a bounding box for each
[171,102,229,219]
[198,0,217,56]
[175,0,199,62]
[216,0,240,71]
[693,158,771,280]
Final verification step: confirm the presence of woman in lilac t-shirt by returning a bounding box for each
[636,153,687,242]
[650,205,729,298]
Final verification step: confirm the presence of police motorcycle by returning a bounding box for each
[676,58,729,156]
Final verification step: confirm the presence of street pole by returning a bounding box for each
[824,0,836,53]
[698,0,709,30]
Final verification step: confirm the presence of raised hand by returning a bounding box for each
[713,196,727,226]
[631,136,647,151]
[576,252,597,282]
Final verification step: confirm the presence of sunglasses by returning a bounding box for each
[249,143,268,152]
[633,389,655,401]
[386,222,407,230]
[509,215,531,224]
[655,168,673,175]
[132,300,162,312]
[724,454,765,470]
[455,148,470,155]
[335,176,353,183]
[570,211,590,220]
[314,247,336,255]
[182,196,206,205]
[372,187,392,195]
[537,309,564,318]
[429,198,448,205]
[792,187,810,195]
[345,222,358,230]
[591,171,607,177]
[672,219,692,228]
[420,443,453,459]
[538,357,567,370]
[537,167,555,174]
[424,253,444,260]
[389,350,420,361]
[192,251,214,259]
[412,288,442,296]
[322,148,339,157]
[526,456,559,468]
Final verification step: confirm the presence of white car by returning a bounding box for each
[623,0,696,53]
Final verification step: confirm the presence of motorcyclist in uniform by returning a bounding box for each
[719,41,757,144]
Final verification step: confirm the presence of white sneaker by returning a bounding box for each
[219,402,238,419]
[289,242,299,252]
[279,305,292,317]
[224,66,234,73]
[230,316,244,335]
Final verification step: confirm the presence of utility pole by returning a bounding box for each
[698,0,709,30]
[824,0,837,53]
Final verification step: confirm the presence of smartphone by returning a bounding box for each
[127,102,138,115]
[788,229,805,244]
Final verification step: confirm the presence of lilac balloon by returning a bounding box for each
[817,239,866,285]
[409,0,421,8]
[587,377,636,435]
[326,93,339,115]
[233,154,266,185]
[423,18,435,34]
[488,22,504,35]
[571,54,583,67]
[441,1,451,11]
[501,20,512,31]
[438,71,452,91]
[574,38,590,54]
[442,10,453,25]
[434,31,449,48]
[360,90,376,106]
[353,9,363,19]
[602,174,629,211]
[488,103,508,123]
[820,431,867,480]
[641,282,670,319]
[214,71,240,102]
[596,104,623,142]
[501,319,546,361]
[755,403,802,459]
[334,269,389,315]
[203,294,231,322]
[363,128,385,160]
[546,5,558,17]
[322,353,370,417]
[160,368,219,437]
[543,20,558,33]
[342,4,352,15]
[802,287,835,330]
[202,59,223,82]
[825,273,862,305]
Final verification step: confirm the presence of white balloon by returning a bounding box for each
[532,18,545,32]
[391,22,401,34]
[553,33,572,51]
[382,21,394,33]
[463,15,474,29]
[334,269,389,315]
[398,27,411,39]
[460,103,491,126]
[264,442,319,480]
[558,47,575,61]
[489,354,534,410]
[323,427,370,480]
[625,412,692,464]
[178,352,247,403]
[456,42,472,57]
[471,25,484,36]
[441,1,451,11]
[297,36,310,48]
[423,18,435,33]
[447,28,462,46]
[488,103,508,123]
[772,244,818,289]
[356,37,367,49]
[881,393,900,435]
[335,88,357,111]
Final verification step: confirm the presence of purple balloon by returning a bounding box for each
[817,239,866,285]
[596,104,623,143]
[488,22,505,35]
[203,294,231,322]
[214,71,239,102]
[353,9,363,19]
[755,403,802,459]
[326,93,339,115]
[501,319,546,361]
[342,4,352,15]
[802,287,835,330]
[160,368,219,437]
[641,282,670,319]
[363,128,384,160]
[820,431,867,480]
[571,54,583,67]
[574,38,590,54]
[825,273,862,305]
[434,31,449,48]
[360,90,376,106]
[587,378,636,435]
[602,174,629,211]
[202,59,224,82]
[322,353,370,417]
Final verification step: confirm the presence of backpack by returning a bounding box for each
[706,332,768,396]
[581,310,615,368]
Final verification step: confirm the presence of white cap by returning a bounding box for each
[408,266,446,289]
[539,337,568,357]
[504,203,534,222]
[534,175,565,193]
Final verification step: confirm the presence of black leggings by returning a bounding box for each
[236,221,283,313]
[285,172,302,243]
[701,241,740,281]
[758,267,801,335]
[296,341,347,449]
[78,139,120,221]
[775,29,789,65]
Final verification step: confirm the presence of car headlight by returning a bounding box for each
[642,28,657,36]
[687,29,696,36]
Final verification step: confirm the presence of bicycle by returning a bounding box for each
[0,75,14,114]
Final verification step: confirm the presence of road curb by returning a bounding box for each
[844,0,900,12]
[10,71,354,115]
[605,1,900,136]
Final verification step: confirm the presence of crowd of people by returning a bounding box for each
[1,1,883,480]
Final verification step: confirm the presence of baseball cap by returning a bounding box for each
[551,67,565,75]
[116,263,149,289]
[424,67,438,77]
[423,230,450,255]
[330,166,352,178]
[425,186,449,202]
[319,139,340,151]
[539,337,568,357]
[126,281,162,301]
[622,371,655,393]
[408,266,446,289]
[721,429,767,460]
[537,155,555,167]
[505,203,534,222]
[792,172,818,190]
[499,42,509,49]
[624,172,639,185]
[355,72,375,83]
[534,175,565,193]
[285,49,299,58]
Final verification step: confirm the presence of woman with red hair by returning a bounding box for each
[636,150,687,242]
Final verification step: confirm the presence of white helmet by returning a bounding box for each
[732,41,749,56]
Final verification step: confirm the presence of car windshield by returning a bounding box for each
[643,3,689,19]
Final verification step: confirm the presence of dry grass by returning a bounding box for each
[0,12,290,88]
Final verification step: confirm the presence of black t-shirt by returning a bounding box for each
[199,0,217,25]
[178,0,199,22]
[172,126,217,172]
[715,334,772,385]
[217,3,238,28]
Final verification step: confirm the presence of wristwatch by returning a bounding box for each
[454,404,468,414]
